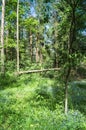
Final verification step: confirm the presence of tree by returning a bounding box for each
[17,0,19,72]
[0,0,5,74]
[24,17,39,62]
[55,0,86,114]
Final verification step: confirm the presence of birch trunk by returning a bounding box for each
[30,31,33,62]
[17,0,19,72]
[1,0,5,74]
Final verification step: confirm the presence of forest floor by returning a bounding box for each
[0,73,86,130]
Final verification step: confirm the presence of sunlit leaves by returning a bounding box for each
[24,17,39,33]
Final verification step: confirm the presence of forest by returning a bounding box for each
[0,0,86,129]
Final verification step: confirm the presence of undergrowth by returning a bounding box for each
[0,73,86,130]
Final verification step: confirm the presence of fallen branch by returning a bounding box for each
[18,68,60,75]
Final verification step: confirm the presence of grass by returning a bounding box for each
[0,73,86,130]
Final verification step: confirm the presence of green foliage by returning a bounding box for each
[0,74,86,130]
[0,72,17,90]
[5,60,16,71]
[59,110,86,130]
[24,17,39,33]
[0,0,86,129]
[70,81,86,114]
[5,38,16,48]
[35,78,64,109]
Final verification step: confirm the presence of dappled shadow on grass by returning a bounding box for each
[0,72,41,89]
[70,80,86,114]
[0,73,33,90]
[0,73,18,90]
[0,72,68,112]
[0,92,86,130]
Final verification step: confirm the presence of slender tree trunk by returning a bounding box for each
[64,82,68,114]
[30,31,33,62]
[1,0,5,74]
[64,4,76,115]
[40,52,43,67]
[36,35,39,62]
[5,30,9,61]
[53,19,58,68]
[64,67,71,114]
[39,46,43,69]
[17,0,19,72]
[36,44,39,62]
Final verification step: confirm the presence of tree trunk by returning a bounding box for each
[18,67,60,75]
[30,31,33,62]
[39,49,43,69]
[1,0,5,74]
[64,4,76,114]
[64,66,71,115]
[36,35,39,62]
[36,45,39,62]
[53,19,58,68]
[17,0,19,72]
[5,30,9,61]
[64,82,68,115]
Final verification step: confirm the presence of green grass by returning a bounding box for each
[0,74,86,130]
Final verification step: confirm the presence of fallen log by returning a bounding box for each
[18,68,60,75]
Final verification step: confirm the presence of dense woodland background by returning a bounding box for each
[0,0,86,129]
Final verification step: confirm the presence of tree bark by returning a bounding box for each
[64,66,71,114]
[18,68,60,75]
[17,0,19,72]
[5,29,9,61]
[30,31,33,62]
[36,35,39,62]
[1,0,5,74]
[64,3,76,115]
[39,51,43,68]
[64,82,68,115]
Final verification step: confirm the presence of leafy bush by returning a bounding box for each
[59,110,86,130]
